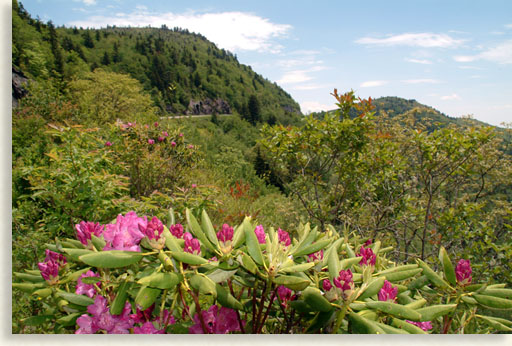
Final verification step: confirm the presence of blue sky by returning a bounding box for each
[17,0,512,126]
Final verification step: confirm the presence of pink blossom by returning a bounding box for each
[158,136,165,142]
[254,225,266,244]
[358,246,376,266]
[145,124,149,129]
[75,221,104,246]
[179,133,184,137]
[188,144,194,149]
[76,270,100,298]
[154,122,159,127]
[307,249,324,262]
[102,211,147,252]
[148,138,155,144]
[277,228,291,246]
[189,305,241,334]
[364,239,373,246]
[455,259,472,285]
[378,280,398,302]
[38,260,60,284]
[162,131,169,137]
[184,232,201,255]
[217,224,234,243]
[104,141,112,147]
[44,249,67,267]
[277,285,293,308]
[191,184,197,188]
[133,321,165,334]
[139,216,164,241]
[333,269,353,292]
[171,141,177,147]
[76,295,134,334]
[170,224,184,239]
[322,279,333,292]
[406,320,433,331]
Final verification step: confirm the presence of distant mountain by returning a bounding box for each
[12,0,301,124]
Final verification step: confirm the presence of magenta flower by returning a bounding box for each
[154,122,159,127]
[131,304,155,324]
[158,136,165,142]
[455,259,472,285]
[406,320,433,331]
[102,211,147,252]
[38,260,60,284]
[307,249,324,262]
[188,144,194,149]
[44,249,67,267]
[191,184,197,188]
[277,285,293,308]
[170,223,184,239]
[322,279,333,292]
[121,122,135,129]
[139,216,164,241]
[171,141,177,147]
[333,269,354,292]
[163,131,169,137]
[105,141,112,147]
[364,239,372,246]
[184,232,201,255]
[76,295,134,334]
[277,228,291,246]
[134,321,165,334]
[148,139,155,145]
[378,280,398,302]
[179,133,184,137]
[76,270,100,298]
[254,225,266,244]
[189,305,241,334]
[217,224,234,243]
[75,221,104,247]
[358,246,376,266]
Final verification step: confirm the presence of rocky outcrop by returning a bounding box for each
[12,66,29,108]
[187,98,231,115]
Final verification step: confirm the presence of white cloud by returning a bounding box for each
[300,101,333,114]
[83,0,96,5]
[441,93,461,100]
[402,79,441,84]
[505,24,512,29]
[360,80,388,88]
[355,33,464,48]
[68,11,291,53]
[454,40,512,64]
[136,5,148,10]
[277,70,313,84]
[405,58,433,64]
[291,84,330,91]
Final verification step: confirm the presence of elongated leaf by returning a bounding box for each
[391,318,428,334]
[439,246,456,286]
[380,268,423,283]
[481,288,512,299]
[61,248,94,261]
[32,288,53,298]
[186,208,215,252]
[111,280,131,315]
[232,224,245,249]
[477,315,512,332]
[358,276,386,300]
[56,312,82,327]
[376,264,419,276]
[340,257,362,270]
[327,248,340,281]
[13,272,45,283]
[416,259,450,289]
[171,251,208,265]
[59,267,93,284]
[138,272,181,290]
[416,304,457,321]
[373,320,409,334]
[240,253,258,275]
[57,291,94,306]
[473,294,512,310]
[303,287,333,312]
[201,209,220,249]
[207,269,238,284]
[190,273,217,297]
[22,315,54,327]
[79,251,143,268]
[306,310,335,333]
[365,301,421,321]
[408,275,429,291]
[243,217,264,266]
[348,311,385,334]
[279,262,315,274]
[216,283,243,310]
[168,208,175,227]
[404,298,427,310]
[273,275,310,291]
[91,234,106,251]
[322,238,343,267]
[293,238,330,257]
[135,286,161,310]
[13,282,46,293]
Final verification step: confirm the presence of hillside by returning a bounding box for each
[12,0,301,124]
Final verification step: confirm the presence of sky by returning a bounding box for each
[16,0,512,127]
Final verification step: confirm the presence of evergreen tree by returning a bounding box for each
[101,51,110,65]
[248,94,261,125]
[83,31,94,48]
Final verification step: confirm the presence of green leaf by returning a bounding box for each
[138,272,181,290]
[56,312,82,327]
[231,224,245,249]
[306,310,335,333]
[358,276,386,300]
[59,267,93,284]
[56,291,94,306]
[273,275,310,291]
[168,207,175,227]
[339,257,362,270]
[391,318,428,334]
[481,288,512,300]
[201,209,220,249]
[416,304,457,321]
[243,217,264,266]
[279,262,315,274]
[61,248,94,261]
[171,251,208,265]
[207,269,238,284]
[32,288,53,298]
[216,283,243,310]
[473,294,512,310]
[79,251,143,268]
[13,272,45,283]
[240,253,259,275]
[477,315,512,332]
[22,315,54,327]
[376,264,419,276]
[373,321,409,334]
[186,208,215,252]
[439,246,456,286]
[109,280,131,315]
[327,247,340,281]
[91,234,106,251]
[13,282,46,293]
[302,287,333,312]
[365,301,422,321]
[135,286,161,310]
[348,311,385,334]
[407,275,429,291]
[379,268,423,283]
[404,298,427,310]
[190,273,217,297]
[416,259,450,289]
[293,238,330,257]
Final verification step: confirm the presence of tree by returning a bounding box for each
[247,94,261,125]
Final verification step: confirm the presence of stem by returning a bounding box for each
[254,280,268,333]
[189,289,209,334]
[159,289,168,324]
[332,304,348,333]
[178,286,192,319]
[227,280,245,334]
[258,285,277,334]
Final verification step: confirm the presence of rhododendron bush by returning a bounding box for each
[13,209,512,334]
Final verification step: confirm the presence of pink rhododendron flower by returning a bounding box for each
[364,239,373,246]
[102,211,147,252]
[75,221,104,247]
[277,228,291,246]
[148,138,155,144]
[76,295,134,334]
[121,122,135,129]
[158,136,165,142]
[76,270,100,298]
[254,225,266,244]
[162,131,169,137]
[191,184,197,188]
[378,280,398,302]
[38,260,60,284]
[277,285,293,308]
[179,133,184,137]
[104,141,112,147]
[184,232,201,255]
[308,249,324,262]
[44,249,67,267]
[171,141,177,147]
[358,246,376,266]
[217,224,234,243]
[322,279,333,292]
[154,122,159,127]
[188,144,194,149]
[170,223,184,239]
[333,269,354,292]
[455,259,472,285]
[406,320,433,331]
[139,216,164,241]
[189,305,241,334]
[134,321,165,334]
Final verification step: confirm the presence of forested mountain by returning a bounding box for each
[12,0,301,124]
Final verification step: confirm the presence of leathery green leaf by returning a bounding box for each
[201,209,220,249]
[243,217,264,266]
[190,273,217,297]
[135,286,161,310]
[439,246,456,286]
[79,251,143,268]
[327,248,340,281]
[273,275,310,291]
[110,280,131,315]
[416,304,457,321]
[349,311,385,334]
[303,287,333,312]
[137,272,181,290]
[391,318,428,334]
[365,301,421,321]
[416,259,450,289]
[171,251,208,265]
[56,291,94,307]
[216,283,243,310]
[186,208,216,252]
[358,276,386,300]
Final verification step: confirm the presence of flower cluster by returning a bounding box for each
[217,224,234,243]
[170,223,184,239]
[75,270,100,298]
[102,211,147,252]
[307,249,324,262]
[323,269,355,301]
[378,280,398,302]
[189,305,241,334]
[139,216,165,249]
[184,232,201,255]
[130,304,175,334]
[455,259,472,286]
[277,228,291,247]
[76,295,133,334]
[358,246,376,266]
[406,320,433,331]
[277,285,293,308]
[75,221,104,248]
[38,250,67,285]
[254,225,266,244]
[333,269,354,293]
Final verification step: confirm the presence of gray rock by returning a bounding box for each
[12,66,29,108]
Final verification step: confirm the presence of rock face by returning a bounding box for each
[187,98,231,115]
[12,66,29,108]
